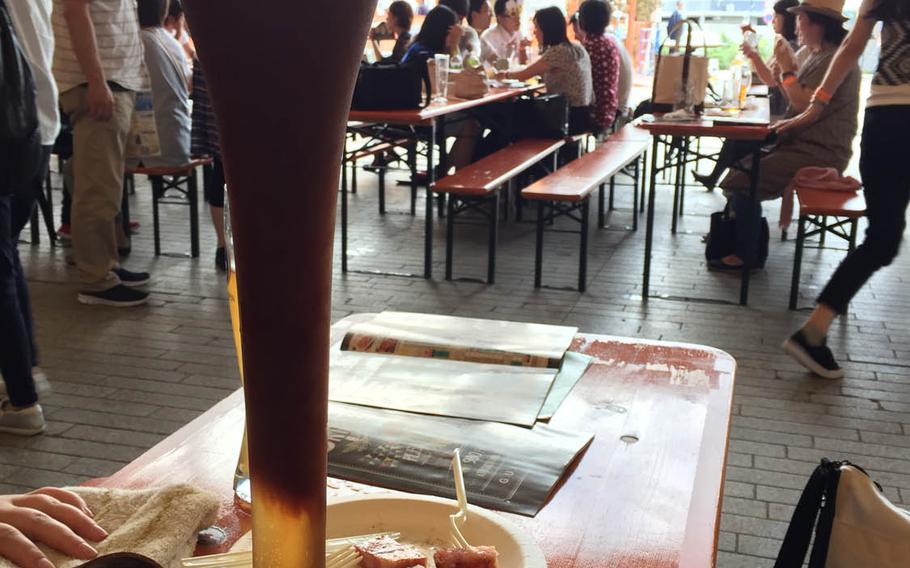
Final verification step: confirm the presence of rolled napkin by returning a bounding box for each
[0,484,220,568]
[780,166,862,231]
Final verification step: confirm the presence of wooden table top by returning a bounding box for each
[348,85,539,125]
[639,97,772,140]
[91,315,736,568]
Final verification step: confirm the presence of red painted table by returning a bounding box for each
[92,315,736,568]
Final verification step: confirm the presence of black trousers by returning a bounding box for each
[0,146,50,407]
[818,105,910,314]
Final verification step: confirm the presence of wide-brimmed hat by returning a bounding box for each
[788,0,848,22]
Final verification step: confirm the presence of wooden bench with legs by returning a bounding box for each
[596,137,650,231]
[789,186,866,310]
[127,157,213,258]
[432,138,565,283]
[521,139,649,292]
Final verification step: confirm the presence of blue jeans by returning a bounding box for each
[0,146,49,407]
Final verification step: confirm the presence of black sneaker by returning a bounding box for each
[782,330,845,379]
[215,247,227,272]
[78,284,149,307]
[114,267,151,287]
[692,171,717,191]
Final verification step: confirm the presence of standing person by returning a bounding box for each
[578,0,621,134]
[163,0,194,78]
[778,0,910,379]
[369,0,413,63]
[667,0,684,44]
[498,6,593,134]
[191,59,228,271]
[0,0,45,435]
[53,0,151,306]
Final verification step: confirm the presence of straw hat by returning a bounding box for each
[788,0,848,22]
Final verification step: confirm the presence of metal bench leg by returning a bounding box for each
[579,199,589,292]
[678,137,688,218]
[789,215,807,310]
[534,201,544,288]
[341,161,348,273]
[848,218,858,251]
[351,160,358,194]
[488,193,498,284]
[445,194,455,281]
[632,158,640,231]
[409,143,417,215]
[30,208,40,244]
[151,175,162,256]
[598,183,605,228]
[41,169,56,245]
[639,151,647,214]
[189,171,200,258]
[378,168,386,215]
[819,215,827,248]
[608,176,615,211]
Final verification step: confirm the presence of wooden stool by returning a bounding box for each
[789,186,866,310]
[128,158,212,258]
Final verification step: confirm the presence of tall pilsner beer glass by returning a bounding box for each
[225,195,251,509]
[183,1,377,565]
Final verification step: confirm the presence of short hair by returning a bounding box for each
[493,0,511,16]
[578,0,611,35]
[439,0,469,18]
[416,5,459,53]
[805,11,848,45]
[137,0,168,27]
[388,0,414,30]
[772,0,799,41]
[534,6,569,47]
[469,0,488,23]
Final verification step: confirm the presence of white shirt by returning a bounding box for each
[7,0,60,145]
[481,24,519,61]
[52,0,146,93]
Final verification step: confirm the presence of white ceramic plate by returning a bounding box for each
[326,494,546,568]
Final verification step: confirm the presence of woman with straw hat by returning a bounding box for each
[709,0,861,271]
[779,0,910,379]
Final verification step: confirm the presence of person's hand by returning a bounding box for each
[446,24,463,52]
[0,487,108,568]
[774,35,797,73]
[741,40,759,61]
[773,102,824,134]
[86,81,114,121]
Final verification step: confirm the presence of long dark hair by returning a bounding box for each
[773,0,799,41]
[806,11,848,45]
[416,5,458,53]
[534,6,569,47]
[865,0,910,20]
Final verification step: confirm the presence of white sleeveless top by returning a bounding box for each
[868,17,910,107]
[52,0,146,93]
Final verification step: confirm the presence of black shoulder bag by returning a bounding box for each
[351,60,431,110]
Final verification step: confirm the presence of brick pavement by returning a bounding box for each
[4,145,910,567]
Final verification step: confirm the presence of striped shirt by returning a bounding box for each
[869,17,910,107]
[52,0,146,93]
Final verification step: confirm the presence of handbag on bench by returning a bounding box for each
[774,458,910,567]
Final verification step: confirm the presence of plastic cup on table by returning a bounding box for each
[434,53,450,102]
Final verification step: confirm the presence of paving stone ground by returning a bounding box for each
[4,133,909,567]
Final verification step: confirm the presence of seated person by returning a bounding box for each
[468,0,496,63]
[576,0,621,135]
[163,0,194,77]
[713,2,860,269]
[481,0,529,66]
[694,0,805,190]
[497,6,593,135]
[370,0,413,63]
[401,5,463,65]
[439,0,482,64]
[135,0,191,168]
[0,488,108,567]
